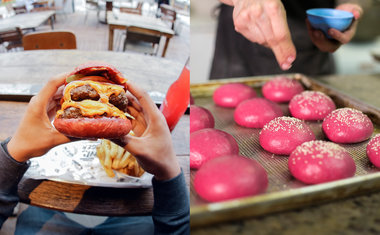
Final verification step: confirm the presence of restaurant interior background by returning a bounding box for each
[191,0,380,83]
[0,0,189,234]
[0,0,190,63]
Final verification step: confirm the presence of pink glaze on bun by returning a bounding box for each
[322,108,373,144]
[190,105,215,133]
[213,83,257,108]
[367,134,380,168]
[234,98,283,128]
[289,91,336,121]
[259,117,316,155]
[262,76,304,103]
[54,117,131,139]
[289,141,356,184]
[190,128,239,169]
[194,155,268,202]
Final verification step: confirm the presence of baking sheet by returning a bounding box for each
[25,140,153,188]
[190,74,380,227]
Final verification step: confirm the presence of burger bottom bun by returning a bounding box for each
[53,117,132,139]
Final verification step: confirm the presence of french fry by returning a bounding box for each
[103,142,112,169]
[96,144,105,164]
[133,161,139,176]
[109,141,118,161]
[112,144,125,169]
[96,138,145,178]
[104,167,115,178]
[119,151,131,169]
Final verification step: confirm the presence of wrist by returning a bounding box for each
[154,161,181,181]
[7,137,30,163]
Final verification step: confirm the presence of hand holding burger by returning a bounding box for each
[7,73,71,163]
[121,81,181,181]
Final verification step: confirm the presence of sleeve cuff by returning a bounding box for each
[152,170,190,215]
[0,138,30,194]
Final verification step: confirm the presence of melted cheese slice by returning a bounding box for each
[57,80,127,119]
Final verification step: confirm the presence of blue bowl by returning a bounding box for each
[306,8,354,38]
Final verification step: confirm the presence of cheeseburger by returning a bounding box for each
[53,62,132,138]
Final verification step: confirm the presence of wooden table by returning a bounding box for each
[107,12,174,57]
[0,50,189,216]
[0,10,56,31]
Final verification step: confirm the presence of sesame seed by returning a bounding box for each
[262,116,310,134]
[368,134,380,153]
[325,108,370,127]
[293,140,348,160]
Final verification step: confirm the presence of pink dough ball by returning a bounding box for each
[262,76,304,103]
[190,128,239,169]
[190,105,215,133]
[234,98,283,128]
[194,155,268,202]
[322,108,373,144]
[289,91,336,121]
[213,83,257,108]
[367,134,380,168]
[289,141,356,184]
[259,117,316,155]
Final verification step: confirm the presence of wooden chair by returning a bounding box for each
[119,2,143,15]
[160,4,176,30]
[0,27,23,51]
[123,27,161,56]
[22,31,77,50]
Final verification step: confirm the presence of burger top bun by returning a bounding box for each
[66,62,127,86]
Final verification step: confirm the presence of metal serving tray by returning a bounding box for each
[190,74,380,227]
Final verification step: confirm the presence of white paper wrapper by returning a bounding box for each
[24,140,153,188]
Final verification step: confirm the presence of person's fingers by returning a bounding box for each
[336,4,363,20]
[125,92,142,112]
[255,15,291,70]
[306,19,341,52]
[127,106,147,134]
[328,28,349,44]
[51,84,65,102]
[234,7,265,45]
[127,106,141,120]
[306,19,324,44]
[122,134,145,156]
[126,81,156,111]
[126,81,162,122]
[241,24,265,45]
[34,73,68,112]
[267,2,296,70]
[328,20,357,44]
